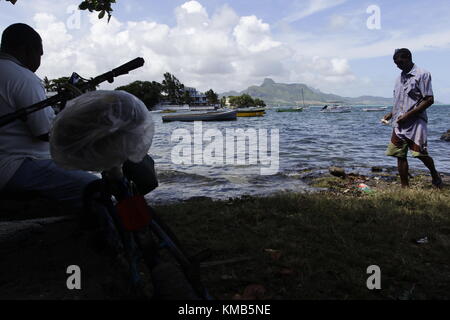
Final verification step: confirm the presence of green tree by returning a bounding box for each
[182,90,192,105]
[227,94,265,108]
[161,73,185,105]
[236,94,255,108]
[228,96,238,108]
[5,0,117,21]
[220,96,227,108]
[205,89,219,105]
[43,77,70,92]
[254,98,266,107]
[115,80,162,110]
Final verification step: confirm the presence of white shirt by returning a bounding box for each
[392,64,434,128]
[0,53,55,190]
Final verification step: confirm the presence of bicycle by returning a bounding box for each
[87,157,214,300]
[0,57,213,300]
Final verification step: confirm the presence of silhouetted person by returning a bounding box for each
[0,23,99,208]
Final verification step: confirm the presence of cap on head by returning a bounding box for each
[1,23,42,53]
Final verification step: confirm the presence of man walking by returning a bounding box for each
[384,48,442,188]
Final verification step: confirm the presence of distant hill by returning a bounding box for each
[220,78,393,106]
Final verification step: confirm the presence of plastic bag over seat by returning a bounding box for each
[50,90,154,172]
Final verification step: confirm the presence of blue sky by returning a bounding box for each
[1,0,449,102]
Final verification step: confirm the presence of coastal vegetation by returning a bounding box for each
[228,94,267,108]
[115,81,163,110]
[114,73,222,109]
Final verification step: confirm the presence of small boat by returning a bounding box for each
[320,104,352,113]
[277,107,303,113]
[236,108,265,117]
[162,110,237,122]
[277,88,307,112]
[362,107,388,112]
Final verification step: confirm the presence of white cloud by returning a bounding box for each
[25,1,359,96]
[233,16,281,53]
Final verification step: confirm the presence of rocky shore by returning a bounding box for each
[441,129,450,141]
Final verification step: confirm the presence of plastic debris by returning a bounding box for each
[357,183,374,193]
[416,237,429,244]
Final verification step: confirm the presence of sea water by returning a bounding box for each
[147,105,450,203]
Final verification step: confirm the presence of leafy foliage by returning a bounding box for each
[205,89,219,105]
[254,98,266,107]
[182,90,192,105]
[43,76,70,93]
[115,81,162,110]
[78,0,116,21]
[161,73,185,105]
[4,0,117,21]
[228,94,266,108]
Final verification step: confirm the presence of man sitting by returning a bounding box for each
[0,23,99,210]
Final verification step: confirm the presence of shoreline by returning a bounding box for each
[1,167,449,299]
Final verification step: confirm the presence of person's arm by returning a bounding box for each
[12,75,55,139]
[406,96,434,115]
[383,112,393,121]
[397,72,434,124]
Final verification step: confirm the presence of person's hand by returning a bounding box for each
[381,112,392,125]
[383,112,393,121]
[397,113,409,124]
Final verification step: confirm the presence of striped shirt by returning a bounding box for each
[392,64,434,128]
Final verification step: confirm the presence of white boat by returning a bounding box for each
[320,104,352,113]
[153,103,190,111]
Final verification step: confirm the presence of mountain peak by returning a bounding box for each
[262,78,276,86]
[220,78,392,105]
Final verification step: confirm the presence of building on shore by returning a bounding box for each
[154,87,218,111]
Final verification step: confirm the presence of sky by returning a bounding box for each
[1,0,450,103]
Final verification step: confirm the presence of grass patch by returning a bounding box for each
[154,183,450,300]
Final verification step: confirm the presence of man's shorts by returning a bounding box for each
[386,129,429,158]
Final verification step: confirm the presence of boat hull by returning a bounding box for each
[237,112,265,117]
[363,107,388,112]
[320,106,352,113]
[276,108,303,112]
[162,110,237,122]
[236,108,266,117]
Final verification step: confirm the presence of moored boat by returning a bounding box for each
[362,107,388,112]
[162,110,237,122]
[236,108,265,117]
[320,104,352,113]
[277,88,307,113]
[276,107,303,113]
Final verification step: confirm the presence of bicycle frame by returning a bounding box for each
[100,168,213,300]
